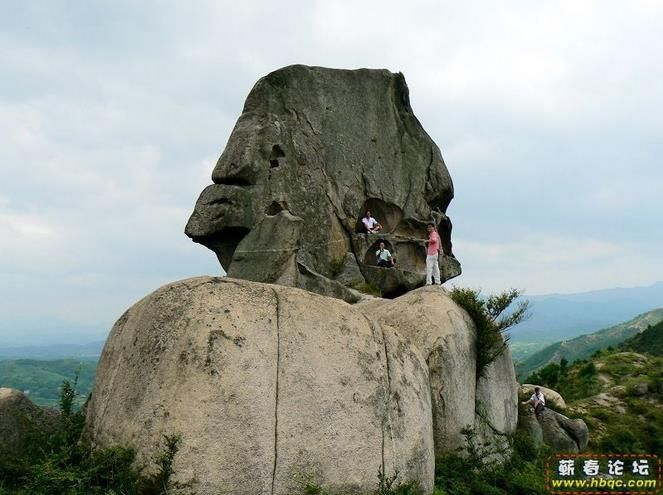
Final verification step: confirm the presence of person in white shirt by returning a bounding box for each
[361,210,383,234]
[528,387,546,419]
[375,241,394,267]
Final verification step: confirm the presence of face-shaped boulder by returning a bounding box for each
[185,65,460,300]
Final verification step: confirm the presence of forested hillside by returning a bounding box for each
[0,358,96,408]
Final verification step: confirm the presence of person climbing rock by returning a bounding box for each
[375,241,394,267]
[528,387,546,420]
[425,224,441,285]
[361,210,383,233]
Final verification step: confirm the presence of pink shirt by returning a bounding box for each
[427,231,440,256]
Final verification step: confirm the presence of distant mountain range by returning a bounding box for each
[511,281,663,345]
[515,308,663,380]
[0,341,104,360]
[0,320,108,347]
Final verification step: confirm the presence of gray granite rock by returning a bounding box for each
[185,65,460,299]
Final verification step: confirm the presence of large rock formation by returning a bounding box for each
[360,288,519,459]
[185,65,460,301]
[517,408,588,453]
[85,277,516,495]
[517,385,588,452]
[0,388,58,457]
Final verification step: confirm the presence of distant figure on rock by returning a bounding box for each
[528,387,546,420]
[425,224,441,285]
[361,210,383,234]
[375,241,395,267]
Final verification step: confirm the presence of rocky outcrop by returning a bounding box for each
[539,409,588,452]
[0,388,58,456]
[474,348,520,462]
[85,277,518,494]
[361,288,519,458]
[517,385,588,452]
[185,65,460,301]
[517,406,589,453]
[517,408,544,450]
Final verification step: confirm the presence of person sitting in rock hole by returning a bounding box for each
[375,241,395,267]
[361,210,383,234]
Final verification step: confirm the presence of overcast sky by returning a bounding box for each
[2,1,662,344]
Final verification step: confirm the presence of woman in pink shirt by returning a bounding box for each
[425,224,441,285]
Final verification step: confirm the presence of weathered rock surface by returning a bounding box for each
[362,287,517,457]
[520,384,567,409]
[474,347,520,461]
[539,409,588,452]
[517,385,588,452]
[185,65,460,300]
[517,407,544,450]
[0,388,58,456]
[86,278,519,494]
[517,406,588,453]
[85,277,435,495]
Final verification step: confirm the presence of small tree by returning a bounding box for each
[450,287,530,378]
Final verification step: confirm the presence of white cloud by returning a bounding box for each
[0,211,57,239]
[456,235,622,266]
[0,0,662,343]
[453,234,663,294]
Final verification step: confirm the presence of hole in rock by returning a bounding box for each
[355,199,403,234]
[382,286,409,299]
[265,200,289,216]
[363,239,396,266]
[215,177,253,186]
[269,145,285,169]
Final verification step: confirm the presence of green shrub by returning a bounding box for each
[450,287,530,377]
[0,377,181,495]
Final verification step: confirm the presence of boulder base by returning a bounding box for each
[0,388,59,456]
[86,277,520,494]
[85,277,434,495]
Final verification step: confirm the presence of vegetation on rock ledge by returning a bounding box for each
[450,287,530,377]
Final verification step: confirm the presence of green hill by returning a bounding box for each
[0,358,97,408]
[515,308,663,380]
[620,319,663,356]
[525,347,663,454]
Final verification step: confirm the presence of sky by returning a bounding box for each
[1,1,662,344]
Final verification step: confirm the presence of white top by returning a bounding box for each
[530,392,545,405]
[362,216,378,230]
[375,248,392,261]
